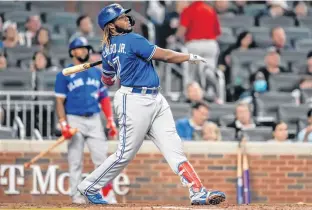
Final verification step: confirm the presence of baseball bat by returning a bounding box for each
[242,142,251,204]
[24,128,78,168]
[236,143,244,204]
[62,60,102,76]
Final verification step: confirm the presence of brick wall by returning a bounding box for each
[1,141,312,204]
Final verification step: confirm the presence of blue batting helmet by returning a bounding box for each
[97,3,131,30]
[68,37,93,57]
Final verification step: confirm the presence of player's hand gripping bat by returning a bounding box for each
[24,128,78,168]
[62,60,102,76]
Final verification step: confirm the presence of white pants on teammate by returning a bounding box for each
[78,87,187,195]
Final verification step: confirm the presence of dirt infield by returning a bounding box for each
[1,203,312,210]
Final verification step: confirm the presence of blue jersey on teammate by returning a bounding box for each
[55,66,108,116]
[102,33,159,88]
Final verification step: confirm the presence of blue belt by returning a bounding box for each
[132,87,160,95]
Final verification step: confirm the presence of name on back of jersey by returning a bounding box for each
[103,43,126,58]
[67,77,100,92]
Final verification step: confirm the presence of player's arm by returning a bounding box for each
[130,34,206,64]
[152,47,206,64]
[54,73,72,139]
[101,56,116,86]
[98,84,117,138]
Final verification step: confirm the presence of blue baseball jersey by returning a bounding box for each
[101,32,159,88]
[54,65,109,116]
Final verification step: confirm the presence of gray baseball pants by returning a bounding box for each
[67,113,107,198]
[78,86,187,195]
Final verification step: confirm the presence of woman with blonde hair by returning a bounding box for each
[203,122,222,141]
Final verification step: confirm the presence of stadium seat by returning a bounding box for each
[236,27,270,40]
[169,102,191,121]
[259,16,295,28]
[244,4,266,17]
[219,114,235,127]
[0,71,33,100]
[256,92,296,118]
[0,2,26,13]
[280,50,309,65]
[278,104,310,134]
[301,89,312,104]
[295,39,312,51]
[284,27,312,42]
[208,103,236,123]
[220,127,236,141]
[219,15,254,29]
[50,34,67,46]
[269,73,302,92]
[291,61,307,74]
[6,46,40,67]
[45,12,78,34]
[30,2,66,13]
[231,49,266,67]
[298,16,312,29]
[243,127,272,141]
[36,71,58,92]
[3,11,38,24]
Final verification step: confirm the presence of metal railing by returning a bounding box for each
[0,91,55,140]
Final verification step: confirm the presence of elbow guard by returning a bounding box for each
[101,74,116,86]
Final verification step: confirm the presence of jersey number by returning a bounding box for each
[112,56,121,79]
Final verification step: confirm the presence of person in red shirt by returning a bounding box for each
[176,1,221,82]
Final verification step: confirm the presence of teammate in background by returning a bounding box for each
[77,4,226,205]
[54,37,118,204]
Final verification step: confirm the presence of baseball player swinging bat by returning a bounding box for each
[24,128,78,168]
[62,60,102,76]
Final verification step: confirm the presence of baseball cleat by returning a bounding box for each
[190,188,226,205]
[83,192,108,204]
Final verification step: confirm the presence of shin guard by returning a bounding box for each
[178,161,203,192]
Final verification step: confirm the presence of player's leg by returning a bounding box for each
[147,94,226,205]
[66,115,86,204]
[85,113,116,204]
[78,91,154,203]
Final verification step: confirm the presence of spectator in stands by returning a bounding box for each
[70,15,95,42]
[24,15,42,44]
[231,0,247,15]
[250,47,287,90]
[183,81,222,104]
[176,1,221,82]
[305,51,312,75]
[214,0,236,16]
[255,1,296,26]
[228,102,257,138]
[293,1,309,17]
[267,121,291,142]
[34,27,51,54]
[0,53,7,71]
[218,31,257,84]
[176,101,209,141]
[2,21,23,48]
[203,122,222,141]
[270,26,291,50]
[30,51,58,72]
[297,109,312,142]
[161,2,189,49]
